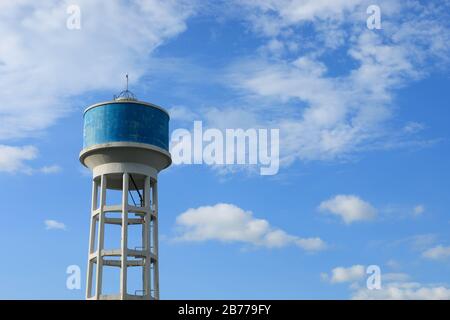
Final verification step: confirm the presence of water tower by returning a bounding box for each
[79,79,171,300]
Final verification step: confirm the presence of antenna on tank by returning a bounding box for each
[114,73,137,101]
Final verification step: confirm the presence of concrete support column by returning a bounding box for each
[95,174,106,299]
[86,177,98,299]
[120,173,129,299]
[143,176,151,299]
[152,180,160,300]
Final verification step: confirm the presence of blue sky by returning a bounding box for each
[0,0,450,299]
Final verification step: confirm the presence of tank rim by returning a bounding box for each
[83,99,170,118]
[79,141,172,169]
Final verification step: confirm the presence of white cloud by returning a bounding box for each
[324,264,450,299]
[203,107,261,130]
[295,237,327,251]
[404,122,425,134]
[403,234,438,251]
[0,145,37,173]
[381,204,429,220]
[382,273,410,282]
[318,195,376,224]
[240,0,368,37]
[422,245,450,260]
[45,219,66,230]
[386,259,401,270]
[174,203,326,251]
[352,282,450,300]
[385,234,438,255]
[39,165,62,174]
[413,204,425,216]
[326,265,366,284]
[168,105,199,122]
[0,145,63,174]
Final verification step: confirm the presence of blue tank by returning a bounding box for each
[83,100,170,151]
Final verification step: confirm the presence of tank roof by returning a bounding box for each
[84,99,170,118]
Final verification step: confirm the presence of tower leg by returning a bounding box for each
[152,180,160,300]
[86,177,98,299]
[120,173,129,299]
[95,174,106,299]
[143,176,151,299]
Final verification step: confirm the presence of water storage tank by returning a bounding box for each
[79,98,172,189]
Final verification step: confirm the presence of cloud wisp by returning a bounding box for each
[318,194,376,224]
[422,245,450,260]
[0,145,37,174]
[0,145,62,174]
[45,219,66,231]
